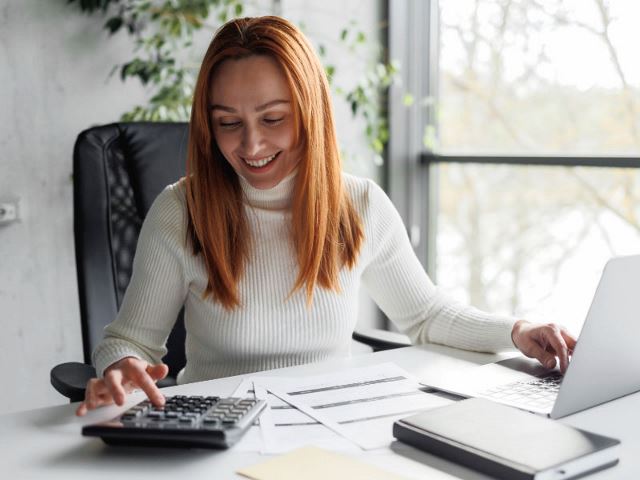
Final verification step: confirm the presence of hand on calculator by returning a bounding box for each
[76,357,168,416]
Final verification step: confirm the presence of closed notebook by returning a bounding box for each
[393,398,619,480]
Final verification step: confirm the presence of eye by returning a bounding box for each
[263,117,284,125]
[219,121,241,130]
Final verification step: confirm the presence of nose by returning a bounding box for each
[241,125,264,157]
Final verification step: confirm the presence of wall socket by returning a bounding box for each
[0,199,20,225]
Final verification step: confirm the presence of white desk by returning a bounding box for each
[2,345,637,479]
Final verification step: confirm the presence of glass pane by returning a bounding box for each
[435,163,640,334]
[432,0,640,333]
[438,0,640,156]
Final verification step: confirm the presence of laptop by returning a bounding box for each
[423,255,640,419]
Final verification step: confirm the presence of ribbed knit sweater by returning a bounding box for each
[93,172,516,383]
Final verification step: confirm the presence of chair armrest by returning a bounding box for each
[50,362,96,403]
[156,376,177,388]
[352,328,411,352]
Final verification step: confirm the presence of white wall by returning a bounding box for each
[0,0,382,414]
[0,0,149,414]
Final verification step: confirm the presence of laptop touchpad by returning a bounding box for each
[495,356,555,377]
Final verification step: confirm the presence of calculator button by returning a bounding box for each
[84,395,267,449]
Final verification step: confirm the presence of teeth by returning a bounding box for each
[244,153,277,168]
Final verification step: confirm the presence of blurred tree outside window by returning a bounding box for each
[434,0,640,334]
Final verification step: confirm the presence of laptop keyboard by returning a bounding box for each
[479,373,563,410]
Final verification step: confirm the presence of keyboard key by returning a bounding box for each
[480,373,563,409]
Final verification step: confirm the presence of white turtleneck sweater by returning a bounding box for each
[93,172,516,383]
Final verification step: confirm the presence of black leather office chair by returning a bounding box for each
[51,122,410,403]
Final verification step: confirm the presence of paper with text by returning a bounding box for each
[240,363,451,453]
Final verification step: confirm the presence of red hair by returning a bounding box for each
[185,16,363,309]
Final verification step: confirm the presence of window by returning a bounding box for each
[389,0,640,335]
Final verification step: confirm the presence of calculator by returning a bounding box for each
[82,395,267,449]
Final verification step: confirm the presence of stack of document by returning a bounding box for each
[230,363,452,453]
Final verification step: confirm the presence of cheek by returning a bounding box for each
[273,125,297,151]
[214,132,236,159]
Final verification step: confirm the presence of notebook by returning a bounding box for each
[393,398,620,480]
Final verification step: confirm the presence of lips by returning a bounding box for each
[242,151,280,168]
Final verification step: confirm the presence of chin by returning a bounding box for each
[247,176,281,190]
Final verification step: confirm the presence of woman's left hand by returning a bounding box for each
[511,320,577,373]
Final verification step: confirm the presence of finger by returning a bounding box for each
[146,363,169,381]
[90,386,116,410]
[522,340,557,370]
[95,391,116,407]
[104,369,127,406]
[76,402,88,416]
[79,379,114,415]
[130,368,165,407]
[543,326,570,373]
[560,328,577,352]
[85,378,107,410]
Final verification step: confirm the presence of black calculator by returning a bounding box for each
[82,395,267,449]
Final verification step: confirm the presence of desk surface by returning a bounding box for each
[2,345,637,479]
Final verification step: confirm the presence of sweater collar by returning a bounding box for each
[238,170,297,210]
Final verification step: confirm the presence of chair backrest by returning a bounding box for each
[73,122,189,379]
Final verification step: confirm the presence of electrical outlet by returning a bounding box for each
[0,200,19,225]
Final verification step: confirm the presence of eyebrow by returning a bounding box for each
[209,99,290,113]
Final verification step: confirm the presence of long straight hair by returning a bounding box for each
[185,16,364,309]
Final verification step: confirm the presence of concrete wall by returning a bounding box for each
[0,0,382,414]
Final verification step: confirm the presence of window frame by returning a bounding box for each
[388,0,640,282]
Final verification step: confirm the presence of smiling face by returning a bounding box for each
[209,55,302,190]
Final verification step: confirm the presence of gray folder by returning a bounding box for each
[393,398,620,480]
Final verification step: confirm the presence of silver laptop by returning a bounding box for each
[424,255,640,419]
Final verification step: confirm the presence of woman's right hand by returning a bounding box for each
[75,357,169,416]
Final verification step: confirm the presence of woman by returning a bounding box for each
[76,16,575,416]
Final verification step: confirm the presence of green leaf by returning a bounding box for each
[402,93,415,106]
[104,16,123,34]
[325,65,335,78]
[69,0,115,13]
[372,138,384,154]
